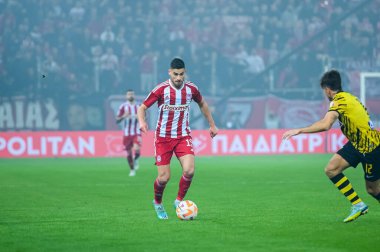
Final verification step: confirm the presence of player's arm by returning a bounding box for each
[116,113,129,124]
[116,110,132,123]
[138,90,159,133]
[282,111,339,140]
[137,104,149,133]
[115,107,129,124]
[115,116,123,124]
[197,98,218,138]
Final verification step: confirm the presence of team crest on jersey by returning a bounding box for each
[368,120,374,130]
[329,101,334,108]
[186,94,192,100]
[157,155,161,162]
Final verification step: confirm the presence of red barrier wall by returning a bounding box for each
[0,129,348,158]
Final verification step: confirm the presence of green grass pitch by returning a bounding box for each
[1,155,379,251]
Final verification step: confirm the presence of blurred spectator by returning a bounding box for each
[277,63,299,89]
[69,2,86,22]
[99,47,119,94]
[234,43,249,67]
[157,47,172,78]
[267,41,280,65]
[245,48,265,74]
[297,50,321,89]
[119,43,138,90]
[140,42,156,92]
[42,52,60,74]
[100,26,115,45]
[0,0,379,101]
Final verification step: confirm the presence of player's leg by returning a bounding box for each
[362,147,380,202]
[152,165,171,220]
[154,165,171,204]
[126,149,135,175]
[175,154,195,207]
[365,179,380,203]
[325,153,361,204]
[123,136,135,176]
[133,136,142,170]
[174,136,196,208]
[152,138,174,219]
[326,143,368,222]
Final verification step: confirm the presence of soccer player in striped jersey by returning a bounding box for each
[116,89,141,177]
[138,58,218,219]
[283,69,380,223]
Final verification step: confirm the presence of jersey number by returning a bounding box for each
[186,139,193,147]
[365,164,373,175]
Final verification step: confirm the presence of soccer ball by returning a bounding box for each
[176,200,198,220]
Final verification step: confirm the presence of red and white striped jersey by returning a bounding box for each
[117,102,141,136]
[143,79,203,138]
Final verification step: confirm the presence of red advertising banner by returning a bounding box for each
[2,92,377,132]
[0,131,139,158]
[0,129,348,158]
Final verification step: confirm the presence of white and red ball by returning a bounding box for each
[176,200,198,220]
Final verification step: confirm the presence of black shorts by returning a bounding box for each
[337,141,380,182]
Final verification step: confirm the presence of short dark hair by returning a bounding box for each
[170,58,185,69]
[320,69,342,91]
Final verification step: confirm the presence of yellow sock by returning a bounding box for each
[330,173,362,205]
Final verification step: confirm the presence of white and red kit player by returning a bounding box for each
[138,58,218,219]
[116,89,141,177]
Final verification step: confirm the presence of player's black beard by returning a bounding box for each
[172,80,183,89]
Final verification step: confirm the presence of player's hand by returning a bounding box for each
[123,112,130,118]
[139,122,148,133]
[282,129,301,140]
[209,126,218,138]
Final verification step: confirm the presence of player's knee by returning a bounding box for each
[183,168,194,178]
[366,184,380,196]
[324,163,340,178]
[158,172,170,183]
[182,166,195,178]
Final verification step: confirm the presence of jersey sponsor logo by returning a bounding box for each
[161,104,189,112]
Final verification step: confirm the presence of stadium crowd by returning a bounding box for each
[1,0,379,99]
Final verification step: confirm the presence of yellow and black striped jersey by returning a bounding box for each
[329,92,380,153]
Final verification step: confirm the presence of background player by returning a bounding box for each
[283,69,380,223]
[137,58,218,219]
[116,89,141,177]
